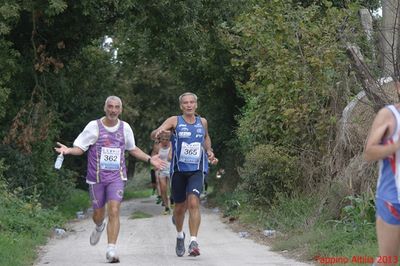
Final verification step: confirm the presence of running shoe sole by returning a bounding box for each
[107,257,120,263]
[189,247,200,256]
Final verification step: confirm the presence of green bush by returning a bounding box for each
[328,193,375,236]
[0,180,64,236]
[0,159,82,266]
[0,143,76,207]
[238,144,300,205]
[0,160,64,237]
[229,1,354,153]
[57,189,90,219]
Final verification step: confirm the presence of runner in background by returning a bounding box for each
[154,132,173,214]
[148,146,157,196]
[150,140,162,205]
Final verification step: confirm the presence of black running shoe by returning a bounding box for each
[156,196,162,204]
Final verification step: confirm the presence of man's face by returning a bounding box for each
[104,99,122,121]
[159,135,170,146]
[180,95,197,115]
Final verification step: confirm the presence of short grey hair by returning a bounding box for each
[104,96,122,108]
[179,92,198,104]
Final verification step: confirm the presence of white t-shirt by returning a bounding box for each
[73,118,136,152]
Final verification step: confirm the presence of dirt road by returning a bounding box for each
[35,197,313,265]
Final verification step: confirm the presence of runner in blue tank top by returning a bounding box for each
[151,92,217,257]
[365,83,400,265]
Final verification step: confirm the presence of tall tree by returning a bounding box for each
[0,0,137,201]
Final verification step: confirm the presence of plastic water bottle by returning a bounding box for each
[263,229,276,237]
[54,228,66,238]
[54,154,64,169]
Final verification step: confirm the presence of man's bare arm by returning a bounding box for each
[201,118,216,162]
[364,108,400,161]
[129,147,166,170]
[54,142,85,156]
[150,116,177,140]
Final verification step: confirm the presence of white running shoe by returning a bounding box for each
[188,240,200,257]
[106,248,120,263]
[89,221,105,246]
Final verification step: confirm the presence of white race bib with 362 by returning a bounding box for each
[100,147,121,170]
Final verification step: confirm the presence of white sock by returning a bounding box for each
[107,244,116,252]
[177,231,184,239]
[190,236,197,243]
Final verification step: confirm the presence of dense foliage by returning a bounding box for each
[0,0,390,264]
[238,144,300,204]
[0,0,379,230]
[222,0,366,197]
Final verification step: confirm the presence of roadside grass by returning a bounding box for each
[0,233,38,266]
[272,224,377,264]
[0,167,154,265]
[124,188,153,200]
[211,191,378,265]
[204,184,213,195]
[130,211,153,219]
[0,188,89,266]
[57,189,90,218]
[124,169,156,200]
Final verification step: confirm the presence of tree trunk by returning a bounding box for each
[346,44,388,112]
[359,8,376,62]
[381,0,400,77]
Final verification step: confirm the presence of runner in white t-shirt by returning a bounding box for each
[73,119,136,157]
[153,132,172,214]
[54,96,166,263]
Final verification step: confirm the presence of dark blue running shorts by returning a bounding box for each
[171,171,204,203]
[376,198,400,225]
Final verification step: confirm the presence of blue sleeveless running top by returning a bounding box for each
[377,105,400,203]
[171,115,208,174]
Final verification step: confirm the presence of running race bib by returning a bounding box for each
[179,142,201,164]
[100,147,121,170]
